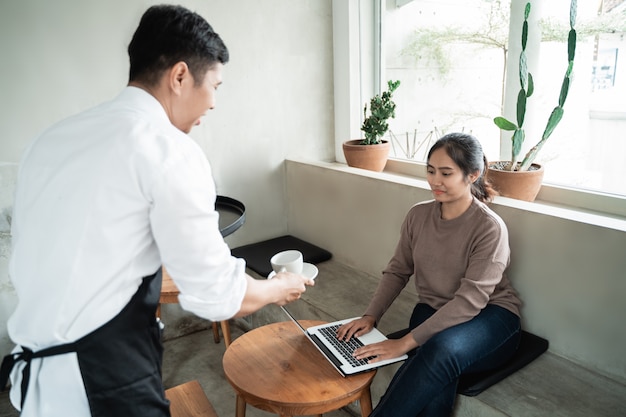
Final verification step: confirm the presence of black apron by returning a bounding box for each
[0,270,170,417]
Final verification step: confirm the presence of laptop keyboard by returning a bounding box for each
[318,324,372,367]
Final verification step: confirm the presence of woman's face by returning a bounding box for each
[426,148,476,204]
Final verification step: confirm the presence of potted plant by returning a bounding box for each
[343,80,401,172]
[489,0,577,201]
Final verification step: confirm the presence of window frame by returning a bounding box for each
[332,0,626,218]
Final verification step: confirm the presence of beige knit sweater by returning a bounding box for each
[363,198,522,346]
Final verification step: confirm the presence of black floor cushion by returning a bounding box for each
[231,235,332,277]
[387,328,548,396]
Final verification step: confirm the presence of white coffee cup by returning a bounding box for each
[270,250,303,274]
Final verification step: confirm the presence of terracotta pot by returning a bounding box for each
[487,162,544,202]
[342,139,390,172]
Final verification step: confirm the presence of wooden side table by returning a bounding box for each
[158,268,231,347]
[222,320,376,417]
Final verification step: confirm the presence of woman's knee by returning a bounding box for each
[416,334,468,378]
[424,329,473,360]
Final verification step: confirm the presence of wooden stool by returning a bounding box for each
[158,267,232,347]
[165,380,219,417]
[223,320,375,417]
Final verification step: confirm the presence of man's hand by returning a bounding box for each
[236,273,314,317]
[270,271,315,305]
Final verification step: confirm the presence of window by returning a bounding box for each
[384,0,506,162]
[380,0,626,198]
[534,0,626,196]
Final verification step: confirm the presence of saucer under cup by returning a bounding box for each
[268,263,318,281]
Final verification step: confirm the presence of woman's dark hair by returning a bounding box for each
[427,132,496,203]
[128,5,229,86]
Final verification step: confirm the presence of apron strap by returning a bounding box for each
[0,352,18,391]
[0,341,77,408]
[3,270,163,415]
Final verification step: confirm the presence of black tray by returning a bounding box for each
[216,195,246,237]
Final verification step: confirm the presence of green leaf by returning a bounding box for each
[516,89,527,127]
[558,76,570,107]
[524,2,531,20]
[494,117,517,131]
[512,128,524,159]
[570,0,577,28]
[542,107,564,140]
[522,20,528,50]
[568,29,577,62]
[565,61,574,78]
[388,79,401,92]
[527,73,534,98]
[519,51,527,91]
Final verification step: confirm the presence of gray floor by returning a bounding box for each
[0,321,354,417]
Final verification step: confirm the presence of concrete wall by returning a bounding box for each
[0,164,18,355]
[0,0,334,357]
[286,159,626,385]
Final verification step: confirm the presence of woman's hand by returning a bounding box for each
[353,335,417,363]
[336,315,376,341]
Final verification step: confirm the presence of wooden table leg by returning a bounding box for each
[212,322,220,343]
[359,386,373,416]
[221,320,232,347]
[235,394,246,417]
[212,321,232,346]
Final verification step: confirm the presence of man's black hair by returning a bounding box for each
[128,5,229,86]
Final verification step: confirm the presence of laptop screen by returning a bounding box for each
[280,306,307,333]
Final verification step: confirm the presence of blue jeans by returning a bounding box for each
[370,303,521,417]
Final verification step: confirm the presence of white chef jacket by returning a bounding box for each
[7,86,247,415]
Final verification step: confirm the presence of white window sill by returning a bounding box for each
[287,157,626,233]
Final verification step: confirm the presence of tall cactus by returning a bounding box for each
[493,0,577,171]
[519,0,577,171]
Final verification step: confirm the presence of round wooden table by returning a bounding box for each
[222,320,376,417]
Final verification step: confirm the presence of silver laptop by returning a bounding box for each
[280,306,408,376]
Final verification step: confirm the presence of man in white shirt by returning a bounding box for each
[0,5,313,416]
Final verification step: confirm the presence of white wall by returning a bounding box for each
[0,164,18,356]
[287,160,626,385]
[0,0,334,357]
